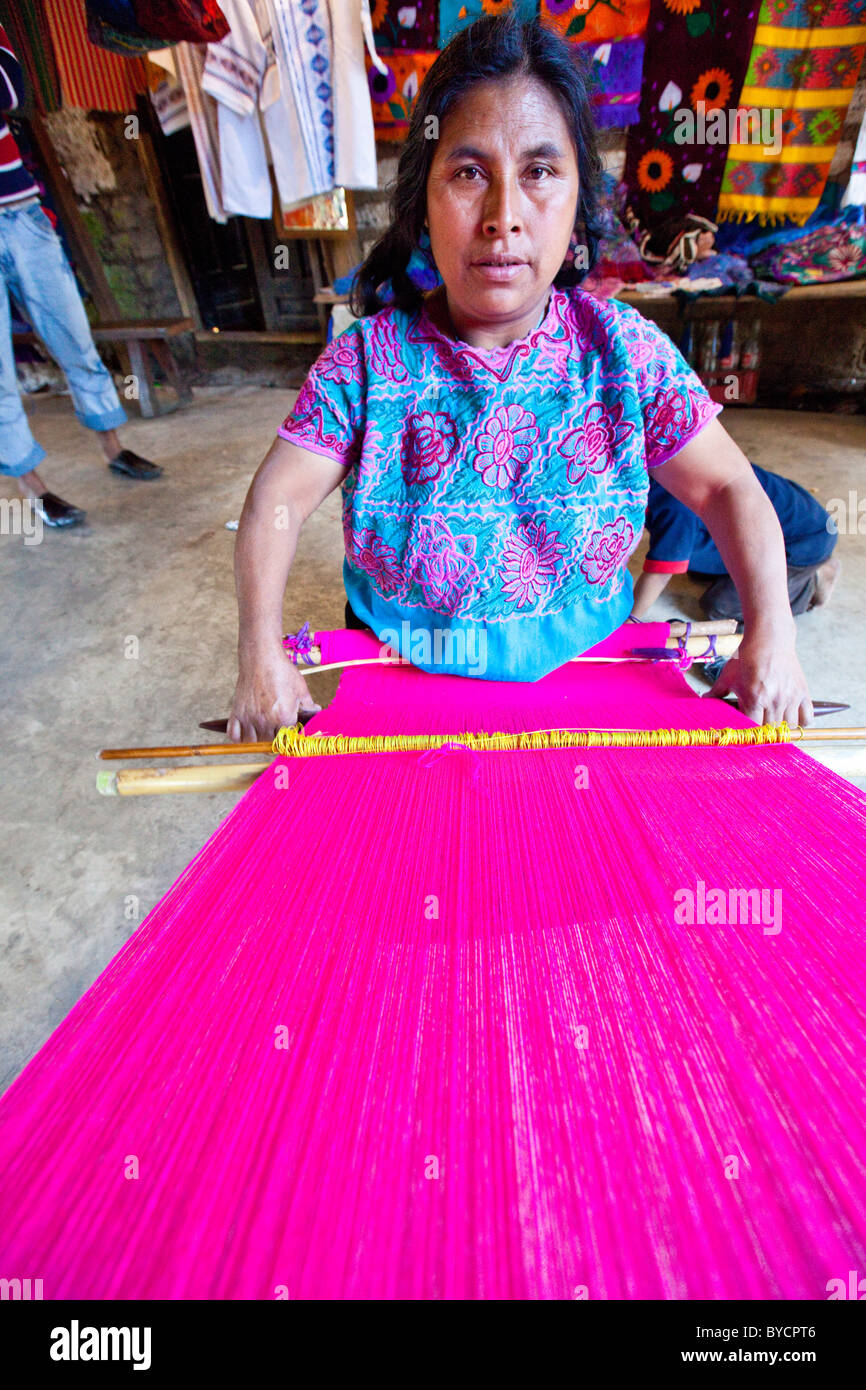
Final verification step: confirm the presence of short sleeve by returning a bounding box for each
[615,303,723,469]
[278,325,366,469]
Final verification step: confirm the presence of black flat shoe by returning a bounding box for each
[108,449,163,480]
[32,491,86,527]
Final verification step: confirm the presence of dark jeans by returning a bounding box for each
[695,563,823,621]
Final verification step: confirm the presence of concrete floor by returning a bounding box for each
[1,389,864,1086]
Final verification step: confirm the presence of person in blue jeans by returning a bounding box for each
[632,464,840,683]
[1,25,161,528]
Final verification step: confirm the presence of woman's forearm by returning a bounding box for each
[697,475,795,646]
[645,421,811,721]
[234,457,302,660]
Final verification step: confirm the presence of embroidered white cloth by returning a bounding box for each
[175,42,227,224]
[203,0,272,218]
[262,0,378,212]
[841,103,866,208]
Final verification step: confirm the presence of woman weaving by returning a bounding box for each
[228,12,812,743]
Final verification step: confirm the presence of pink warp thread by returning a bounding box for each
[0,622,865,1298]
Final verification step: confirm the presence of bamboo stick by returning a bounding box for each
[666,619,738,636]
[97,764,267,796]
[664,633,742,656]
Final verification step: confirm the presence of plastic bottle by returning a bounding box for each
[718,319,739,371]
[680,321,696,365]
[699,321,720,377]
[739,319,761,371]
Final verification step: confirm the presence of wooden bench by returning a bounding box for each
[13,317,195,420]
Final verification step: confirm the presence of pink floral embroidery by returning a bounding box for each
[620,319,656,371]
[290,376,317,419]
[342,508,354,557]
[473,404,539,489]
[558,402,635,485]
[581,518,634,585]
[569,294,613,356]
[369,313,409,383]
[350,528,402,594]
[281,376,359,462]
[630,337,656,370]
[644,386,691,453]
[407,515,479,615]
[319,336,363,387]
[500,518,566,608]
[690,392,720,430]
[401,411,458,484]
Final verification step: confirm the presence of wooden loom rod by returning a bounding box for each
[97,724,866,768]
[97,726,866,797]
[100,743,273,761]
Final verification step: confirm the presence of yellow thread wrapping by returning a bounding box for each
[271,722,796,756]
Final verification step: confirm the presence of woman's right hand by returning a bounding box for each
[227,647,321,742]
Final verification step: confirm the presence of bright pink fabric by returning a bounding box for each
[1,625,865,1299]
[313,619,679,672]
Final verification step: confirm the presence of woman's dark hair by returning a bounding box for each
[349,11,605,318]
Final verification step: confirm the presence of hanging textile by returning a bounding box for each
[174,40,227,222]
[133,0,230,44]
[43,0,147,111]
[264,0,335,202]
[623,0,761,230]
[439,0,536,48]
[540,0,649,44]
[85,0,170,55]
[371,0,439,49]
[366,48,437,136]
[837,58,866,205]
[201,0,272,217]
[717,0,866,226]
[367,4,646,141]
[330,0,378,192]
[0,0,62,114]
[1,625,866,1297]
[842,102,866,204]
[585,36,645,129]
[93,0,144,21]
[261,0,377,213]
[147,50,189,134]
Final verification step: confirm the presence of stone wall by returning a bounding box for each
[45,108,181,322]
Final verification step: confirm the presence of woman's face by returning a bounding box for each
[425,76,580,348]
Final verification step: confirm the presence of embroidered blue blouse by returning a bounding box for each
[278,283,722,681]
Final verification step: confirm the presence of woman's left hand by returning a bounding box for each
[707,634,814,727]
